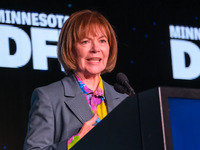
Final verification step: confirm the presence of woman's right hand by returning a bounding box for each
[78,114,98,139]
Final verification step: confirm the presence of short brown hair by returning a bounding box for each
[57,10,118,73]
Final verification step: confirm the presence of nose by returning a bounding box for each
[91,41,100,53]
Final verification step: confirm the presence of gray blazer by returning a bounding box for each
[23,73,127,150]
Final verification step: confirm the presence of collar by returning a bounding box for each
[75,75,104,98]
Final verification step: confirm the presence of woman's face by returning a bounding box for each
[73,28,110,77]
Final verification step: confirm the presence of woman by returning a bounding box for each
[24,10,128,150]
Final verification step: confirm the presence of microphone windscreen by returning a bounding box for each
[116,72,129,85]
[114,83,127,94]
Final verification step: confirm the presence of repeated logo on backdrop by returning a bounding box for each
[1,9,199,80]
[0,9,69,71]
[169,25,200,80]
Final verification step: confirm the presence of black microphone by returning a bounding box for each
[116,72,135,96]
[114,83,129,95]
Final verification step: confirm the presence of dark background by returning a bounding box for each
[1,0,200,149]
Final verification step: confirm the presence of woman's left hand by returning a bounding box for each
[78,114,98,139]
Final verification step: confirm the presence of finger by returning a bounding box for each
[79,118,96,138]
[87,114,98,125]
[92,122,97,126]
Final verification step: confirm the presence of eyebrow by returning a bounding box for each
[81,35,107,40]
[99,35,107,38]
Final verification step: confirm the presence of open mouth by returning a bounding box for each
[87,58,101,62]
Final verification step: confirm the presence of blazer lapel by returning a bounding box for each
[103,80,121,113]
[61,73,125,124]
[62,73,94,124]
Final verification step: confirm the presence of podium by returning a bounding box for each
[71,87,200,150]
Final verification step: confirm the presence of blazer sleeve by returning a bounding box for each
[23,88,68,150]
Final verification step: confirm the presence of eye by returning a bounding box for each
[81,40,88,44]
[100,40,106,43]
[100,39,107,43]
[80,38,90,45]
